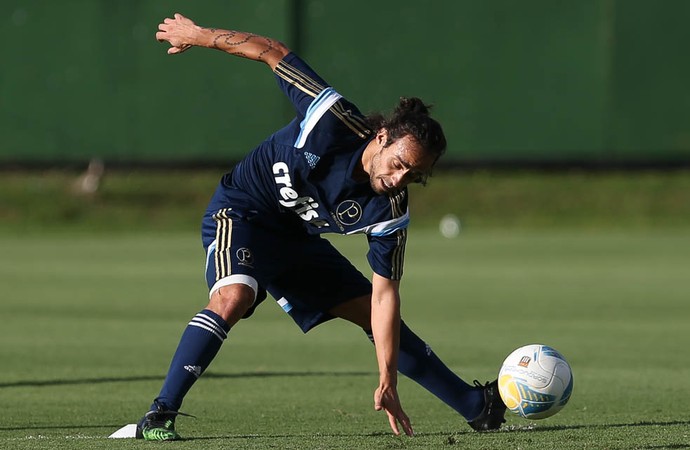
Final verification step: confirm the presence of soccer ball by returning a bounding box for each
[498,344,573,419]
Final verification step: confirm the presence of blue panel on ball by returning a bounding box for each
[557,374,574,407]
[541,346,566,360]
[516,382,557,415]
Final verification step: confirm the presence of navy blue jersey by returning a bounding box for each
[207,53,408,279]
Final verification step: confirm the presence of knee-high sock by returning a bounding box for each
[366,321,483,420]
[153,309,230,412]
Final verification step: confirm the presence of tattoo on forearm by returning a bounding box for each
[210,30,276,61]
[257,37,274,60]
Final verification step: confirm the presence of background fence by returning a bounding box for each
[1,0,689,165]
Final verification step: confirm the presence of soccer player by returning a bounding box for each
[136,13,506,441]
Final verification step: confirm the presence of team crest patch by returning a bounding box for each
[236,247,254,267]
[518,356,531,367]
[335,200,362,226]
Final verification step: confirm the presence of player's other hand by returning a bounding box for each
[156,13,197,54]
[374,384,413,436]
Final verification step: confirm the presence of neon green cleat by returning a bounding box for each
[136,402,186,441]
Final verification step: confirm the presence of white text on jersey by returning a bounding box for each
[272,162,329,228]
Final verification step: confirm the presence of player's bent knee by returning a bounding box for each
[208,280,257,325]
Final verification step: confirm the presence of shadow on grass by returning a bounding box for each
[0,424,122,431]
[497,420,690,433]
[3,374,689,446]
[180,420,690,442]
[0,370,375,388]
[2,420,688,440]
[641,446,690,450]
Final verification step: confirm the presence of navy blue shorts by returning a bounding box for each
[201,206,372,333]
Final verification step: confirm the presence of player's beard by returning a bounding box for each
[368,150,386,195]
[368,152,399,195]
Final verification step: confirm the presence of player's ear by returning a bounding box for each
[376,128,388,146]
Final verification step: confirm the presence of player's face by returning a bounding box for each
[368,132,436,195]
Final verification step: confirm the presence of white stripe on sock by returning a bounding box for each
[191,314,227,339]
[189,322,226,342]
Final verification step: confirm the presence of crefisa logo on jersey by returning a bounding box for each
[273,162,329,228]
[335,200,362,226]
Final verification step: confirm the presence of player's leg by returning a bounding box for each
[136,208,274,441]
[328,297,485,422]
[264,236,501,428]
[150,283,255,411]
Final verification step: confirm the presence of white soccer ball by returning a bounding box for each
[498,344,573,419]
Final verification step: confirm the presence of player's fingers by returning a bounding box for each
[373,391,383,411]
[169,44,192,55]
[398,412,413,436]
[387,411,400,436]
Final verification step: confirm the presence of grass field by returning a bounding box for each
[1,226,689,449]
[2,169,690,232]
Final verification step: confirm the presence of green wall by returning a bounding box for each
[1,0,688,164]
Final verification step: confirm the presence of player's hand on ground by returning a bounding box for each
[156,13,197,54]
[374,384,413,436]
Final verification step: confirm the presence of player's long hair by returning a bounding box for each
[365,97,447,165]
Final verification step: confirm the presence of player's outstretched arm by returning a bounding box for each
[371,273,414,436]
[155,13,290,69]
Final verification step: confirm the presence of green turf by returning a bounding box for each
[1,228,688,449]
[1,169,689,232]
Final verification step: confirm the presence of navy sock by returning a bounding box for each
[366,321,483,421]
[153,309,230,412]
